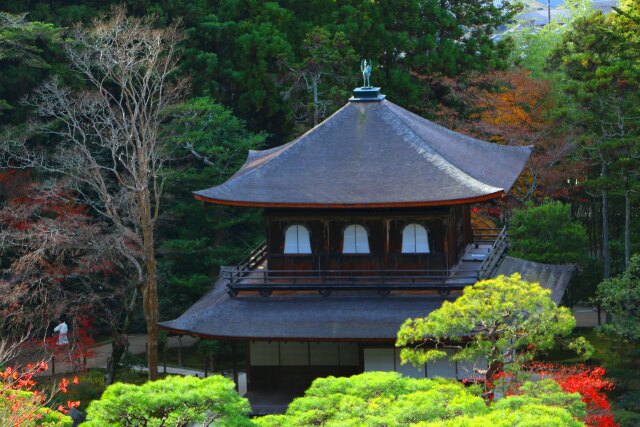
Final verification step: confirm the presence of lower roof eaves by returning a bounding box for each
[159,256,575,341]
[159,277,450,341]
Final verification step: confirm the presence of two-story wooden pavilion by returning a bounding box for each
[160,86,536,401]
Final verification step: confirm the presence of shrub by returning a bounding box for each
[81,375,252,426]
[255,372,586,427]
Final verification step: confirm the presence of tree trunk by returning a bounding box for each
[602,190,610,279]
[140,189,159,380]
[625,189,631,270]
[313,77,319,127]
[485,361,501,384]
[105,333,126,386]
[105,287,138,385]
[142,242,159,380]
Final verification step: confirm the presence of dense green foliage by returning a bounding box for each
[509,201,589,265]
[255,372,586,427]
[508,201,600,305]
[597,254,640,342]
[81,375,252,426]
[509,0,595,77]
[280,27,358,130]
[158,98,266,319]
[3,0,519,140]
[397,274,590,379]
[0,12,65,124]
[1,1,640,422]
[551,0,640,277]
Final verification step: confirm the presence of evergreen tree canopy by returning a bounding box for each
[509,201,589,265]
[255,372,586,427]
[0,12,64,124]
[397,274,591,380]
[597,254,640,341]
[81,375,252,426]
[158,98,266,320]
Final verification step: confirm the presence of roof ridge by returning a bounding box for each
[217,102,353,186]
[379,101,502,195]
[385,101,532,156]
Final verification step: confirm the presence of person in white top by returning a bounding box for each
[53,318,69,346]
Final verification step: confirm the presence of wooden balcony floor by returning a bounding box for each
[230,243,493,294]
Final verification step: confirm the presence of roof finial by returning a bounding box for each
[351,59,384,102]
[360,59,372,88]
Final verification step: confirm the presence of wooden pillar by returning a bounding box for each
[265,216,272,267]
[232,341,239,392]
[323,218,330,271]
[245,341,251,392]
[443,218,451,270]
[462,205,473,245]
[384,219,390,268]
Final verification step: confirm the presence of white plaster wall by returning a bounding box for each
[280,342,310,366]
[426,349,457,379]
[249,341,279,366]
[364,348,394,372]
[395,351,425,378]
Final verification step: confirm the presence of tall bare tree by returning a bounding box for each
[5,7,186,379]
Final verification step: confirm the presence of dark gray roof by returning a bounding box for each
[160,277,451,340]
[195,100,531,207]
[160,256,574,340]
[494,256,575,304]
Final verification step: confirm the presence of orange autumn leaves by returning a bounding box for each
[471,72,550,142]
[440,69,579,203]
[1,362,80,426]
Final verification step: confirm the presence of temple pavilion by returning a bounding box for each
[160,86,574,405]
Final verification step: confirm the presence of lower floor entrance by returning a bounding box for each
[225,339,486,415]
[244,340,483,392]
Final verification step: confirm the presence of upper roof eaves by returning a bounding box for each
[194,99,531,208]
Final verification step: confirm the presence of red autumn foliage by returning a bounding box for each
[481,363,618,426]
[528,363,618,427]
[0,361,80,425]
[44,315,97,372]
[0,173,116,338]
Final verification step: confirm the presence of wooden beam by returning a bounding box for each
[194,191,505,209]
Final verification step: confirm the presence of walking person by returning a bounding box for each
[53,316,69,346]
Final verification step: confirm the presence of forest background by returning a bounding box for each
[0,0,638,388]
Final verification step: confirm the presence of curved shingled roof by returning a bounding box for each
[158,256,574,340]
[194,99,531,208]
[495,256,575,305]
[159,276,452,341]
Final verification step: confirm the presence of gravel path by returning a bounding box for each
[37,334,199,376]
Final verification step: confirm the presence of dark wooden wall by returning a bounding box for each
[250,366,360,391]
[263,206,472,272]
